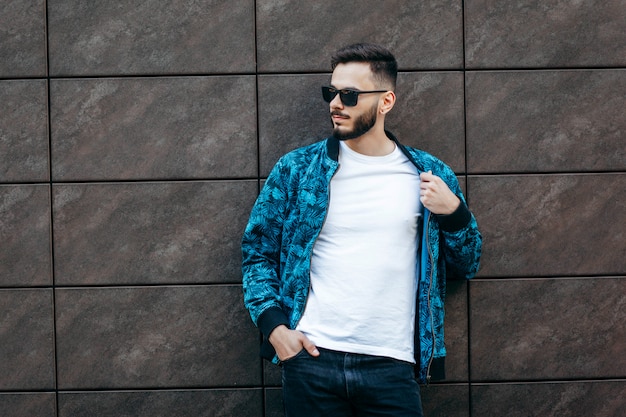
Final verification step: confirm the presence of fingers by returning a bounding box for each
[419,170,434,183]
[269,326,319,360]
[419,170,460,215]
[419,170,437,199]
[301,335,320,357]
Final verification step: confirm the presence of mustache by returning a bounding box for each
[331,110,349,118]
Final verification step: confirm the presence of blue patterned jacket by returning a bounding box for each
[242,131,482,383]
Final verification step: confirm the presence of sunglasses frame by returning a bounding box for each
[321,86,388,107]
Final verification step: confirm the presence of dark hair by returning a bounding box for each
[331,43,398,89]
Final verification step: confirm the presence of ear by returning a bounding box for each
[379,91,396,115]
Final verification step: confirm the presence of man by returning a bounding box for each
[242,43,482,416]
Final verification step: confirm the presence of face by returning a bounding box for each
[332,100,378,141]
[328,62,384,141]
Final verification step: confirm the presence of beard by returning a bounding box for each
[332,102,378,141]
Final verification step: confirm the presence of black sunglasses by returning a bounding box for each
[321,86,388,107]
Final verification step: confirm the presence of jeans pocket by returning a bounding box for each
[280,348,309,365]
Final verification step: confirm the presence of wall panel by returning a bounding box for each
[47,0,256,76]
[256,0,463,72]
[0,80,49,182]
[471,173,626,277]
[0,185,51,286]
[50,77,258,181]
[471,381,626,417]
[0,289,55,390]
[470,278,626,381]
[0,0,47,77]
[465,0,626,68]
[0,0,623,415]
[55,286,259,389]
[466,70,625,174]
[0,393,56,417]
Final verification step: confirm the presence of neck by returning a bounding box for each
[343,124,394,156]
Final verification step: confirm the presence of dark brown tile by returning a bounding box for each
[58,389,262,417]
[0,0,47,77]
[0,80,49,182]
[50,77,257,181]
[258,73,465,177]
[472,381,626,417]
[0,393,56,417]
[470,278,626,381]
[0,185,51,287]
[443,281,469,382]
[421,384,469,417]
[469,174,626,277]
[53,181,257,285]
[47,0,255,75]
[466,70,626,173]
[55,285,261,389]
[265,388,284,417]
[465,0,626,68]
[0,289,55,390]
[388,72,465,173]
[257,0,463,72]
[264,360,282,387]
[258,74,329,176]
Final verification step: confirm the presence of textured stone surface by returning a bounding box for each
[47,0,255,75]
[265,388,284,417]
[443,281,469,382]
[55,285,260,389]
[50,77,257,181]
[470,278,626,380]
[472,381,626,417]
[257,0,463,72]
[0,185,51,286]
[0,393,56,417]
[0,0,47,77]
[53,181,256,285]
[0,289,55,390]
[388,72,465,173]
[0,80,49,182]
[466,70,626,173]
[421,384,469,417]
[58,389,262,417]
[465,0,626,68]
[257,74,331,176]
[470,173,626,277]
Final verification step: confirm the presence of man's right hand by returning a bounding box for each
[268,325,320,361]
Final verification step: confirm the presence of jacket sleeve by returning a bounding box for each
[241,158,291,337]
[434,166,482,280]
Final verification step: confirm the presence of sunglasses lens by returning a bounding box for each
[341,91,358,106]
[322,86,336,103]
[322,87,359,106]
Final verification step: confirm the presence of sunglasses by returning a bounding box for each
[321,86,388,107]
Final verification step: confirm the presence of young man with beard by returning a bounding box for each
[242,43,482,416]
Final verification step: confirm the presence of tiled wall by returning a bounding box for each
[1,1,624,416]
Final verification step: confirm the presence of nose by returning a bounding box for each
[330,93,343,109]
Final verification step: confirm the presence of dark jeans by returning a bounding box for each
[281,348,424,417]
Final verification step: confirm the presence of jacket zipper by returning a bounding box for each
[424,209,436,383]
[397,142,436,384]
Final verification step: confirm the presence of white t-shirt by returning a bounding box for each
[296,141,422,363]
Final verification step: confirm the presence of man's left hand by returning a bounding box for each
[419,170,460,215]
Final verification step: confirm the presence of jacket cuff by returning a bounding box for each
[435,201,472,232]
[257,306,290,339]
